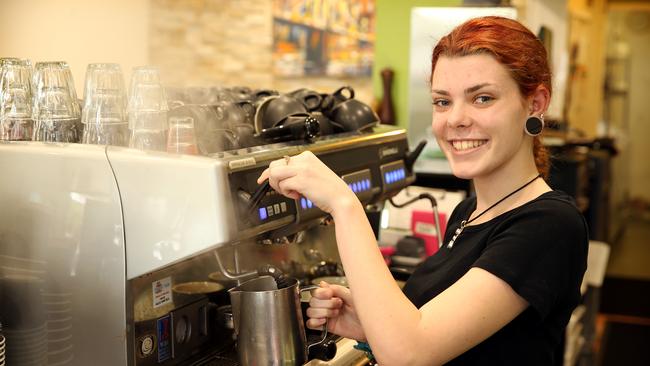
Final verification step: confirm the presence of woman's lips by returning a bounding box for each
[449,139,488,152]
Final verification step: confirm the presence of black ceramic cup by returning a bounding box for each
[288,88,323,112]
[328,98,379,132]
[254,95,308,133]
[321,86,355,115]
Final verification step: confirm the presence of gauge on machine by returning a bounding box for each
[175,316,192,344]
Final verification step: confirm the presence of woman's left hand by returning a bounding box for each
[257,151,356,215]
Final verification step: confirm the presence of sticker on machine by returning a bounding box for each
[153,277,173,308]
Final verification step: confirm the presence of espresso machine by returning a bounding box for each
[0,122,419,365]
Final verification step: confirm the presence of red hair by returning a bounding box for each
[431,16,551,178]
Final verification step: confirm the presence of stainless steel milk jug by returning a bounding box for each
[229,276,327,365]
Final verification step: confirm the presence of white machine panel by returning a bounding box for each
[106,147,237,279]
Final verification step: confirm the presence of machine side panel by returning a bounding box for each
[105,148,235,279]
[0,142,127,365]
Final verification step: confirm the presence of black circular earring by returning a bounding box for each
[525,115,544,136]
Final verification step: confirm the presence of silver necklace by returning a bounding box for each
[447,174,542,249]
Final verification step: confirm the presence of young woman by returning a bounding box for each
[258,16,588,365]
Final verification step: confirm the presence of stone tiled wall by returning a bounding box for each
[150,0,374,103]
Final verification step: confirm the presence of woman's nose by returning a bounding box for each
[446,103,471,128]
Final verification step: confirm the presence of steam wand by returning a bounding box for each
[213,250,292,288]
[389,193,443,250]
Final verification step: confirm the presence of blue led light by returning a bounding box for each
[301,197,307,209]
[355,182,361,192]
[366,179,371,189]
[307,199,313,208]
[259,207,267,220]
[400,168,405,179]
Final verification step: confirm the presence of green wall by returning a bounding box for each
[373,0,462,128]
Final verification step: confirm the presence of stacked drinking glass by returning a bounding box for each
[81,63,129,146]
[128,66,169,151]
[0,58,34,141]
[32,62,81,143]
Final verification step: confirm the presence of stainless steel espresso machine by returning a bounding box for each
[0,125,417,365]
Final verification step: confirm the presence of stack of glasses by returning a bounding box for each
[32,61,82,143]
[0,58,34,141]
[127,66,169,151]
[1,60,178,150]
[81,63,129,146]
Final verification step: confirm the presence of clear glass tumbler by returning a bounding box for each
[0,58,34,141]
[81,63,128,146]
[32,61,81,143]
[167,116,198,154]
[128,66,168,151]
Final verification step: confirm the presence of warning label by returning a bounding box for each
[153,276,172,308]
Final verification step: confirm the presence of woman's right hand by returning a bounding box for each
[307,282,366,341]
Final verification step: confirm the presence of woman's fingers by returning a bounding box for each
[256,154,295,185]
[328,284,354,304]
[309,296,343,309]
[262,165,298,198]
[257,168,270,184]
[311,282,334,300]
[306,306,340,319]
[277,179,301,200]
[306,317,327,329]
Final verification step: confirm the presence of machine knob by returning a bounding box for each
[140,335,155,356]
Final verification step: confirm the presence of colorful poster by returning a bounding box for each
[272,0,375,77]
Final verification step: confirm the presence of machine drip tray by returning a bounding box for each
[190,334,347,366]
[190,347,239,366]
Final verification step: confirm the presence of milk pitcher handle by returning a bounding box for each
[299,285,329,353]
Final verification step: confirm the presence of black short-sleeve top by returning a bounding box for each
[402,190,589,365]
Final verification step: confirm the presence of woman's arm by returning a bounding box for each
[332,198,528,365]
[258,152,529,365]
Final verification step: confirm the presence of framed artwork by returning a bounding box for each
[272,0,375,77]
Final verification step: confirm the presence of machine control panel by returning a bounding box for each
[380,160,408,193]
[228,128,415,239]
[341,168,375,202]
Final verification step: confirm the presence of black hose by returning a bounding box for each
[389,193,443,250]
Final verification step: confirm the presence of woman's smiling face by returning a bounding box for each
[431,53,532,180]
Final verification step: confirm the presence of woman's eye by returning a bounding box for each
[432,99,450,107]
[475,95,494,104]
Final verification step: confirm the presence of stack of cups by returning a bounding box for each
[0,58,34,141]
[81,63,129,146]
[128,66,168,151]
[0,275,48,365]
[0,320,5,366]
[167,116,198,154]
[32,61,81,143]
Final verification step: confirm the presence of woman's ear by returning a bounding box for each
[528,85,551,116]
